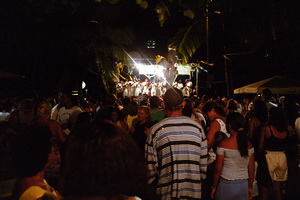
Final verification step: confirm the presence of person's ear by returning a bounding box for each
[181,101,186,108]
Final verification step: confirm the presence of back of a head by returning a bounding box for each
[226,112,248,157]
[226,99,238,111]
[20,99,33,111]
[269,107,288,132]
[12,124,52,178]
[262,88,272,101]
[128,101,138,116]
[63,121,147,197]
[149,96,160,109]
[252,99,268,123]
[202,100,226,117]
[163,87,183,111]
[106,94,116,106]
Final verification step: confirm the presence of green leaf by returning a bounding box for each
[154,1,170,27]
[183,9,195,19]
[169,20,204,64]
[140,1,148,9]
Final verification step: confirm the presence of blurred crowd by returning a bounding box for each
[0,88,299,200]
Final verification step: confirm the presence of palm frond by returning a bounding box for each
[169,19,204,64]
[104,27,135,46]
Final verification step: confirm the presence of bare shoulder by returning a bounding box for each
[209,120,221,129]
[219,137,231,148]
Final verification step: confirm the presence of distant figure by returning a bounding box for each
[149,96,165,122]
[257,107,288,200]
[225,99,239,114]
[146,87,207,199]
[248,99,268,160]
[262,88,277,111]
[150,81,158,97]
[51,93,63,121]
[125,101,139,131]
[132,106,154,152]
[9,99,35,129]
[95,94,116,121]
[56,92,82,135]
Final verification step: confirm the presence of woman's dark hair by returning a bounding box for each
[202,100,226,117]
[226,112,248,157]
[269,107,288,132]
[12,124,52,178]
[75,112,92,125]
[62,121,147,197]
[110,107,123,121]
[128,101,138,116]
[226,99,238,113]
[252,99,268,123]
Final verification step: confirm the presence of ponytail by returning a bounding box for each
[236,128,249,157]
[226,112,249,157]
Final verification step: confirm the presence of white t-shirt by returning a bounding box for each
[57,106,82,131]
[217,147,254,180]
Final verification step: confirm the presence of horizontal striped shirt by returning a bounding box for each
[146,116,207,199]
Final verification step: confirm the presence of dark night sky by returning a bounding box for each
[0,0,299,97]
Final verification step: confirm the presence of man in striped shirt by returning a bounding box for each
[145,87,208,199]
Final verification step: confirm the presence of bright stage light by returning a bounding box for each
[135,63,144,70]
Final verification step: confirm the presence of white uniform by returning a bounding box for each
[151,82,158,96]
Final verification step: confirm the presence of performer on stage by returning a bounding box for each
[150,81,158,97]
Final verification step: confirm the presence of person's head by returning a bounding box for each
[252,99,268,123]
[226,112,248,157]
[62,121,147,197]
[202,100,226,121]
[36,99,52,118]
[62,91,73,106]
[163,87,184,111]
[110,108,121,122]
[262,88,272,102]
[75,112,92,125]
[106,94,117,106]
[226,99,239,112]
[149,96,160,109]
[138,106,151,122]
[19,100,35,125]
[269,107,288,132]
[182,98,193,117]
[12,124,53,178]
[128,101,138,116]
[200,95,209,104]
[20,99,34,116]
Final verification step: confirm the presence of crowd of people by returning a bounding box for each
[0,87,299,200]
[116,79,193,98]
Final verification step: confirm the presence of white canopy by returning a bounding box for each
[234,76,300,94]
